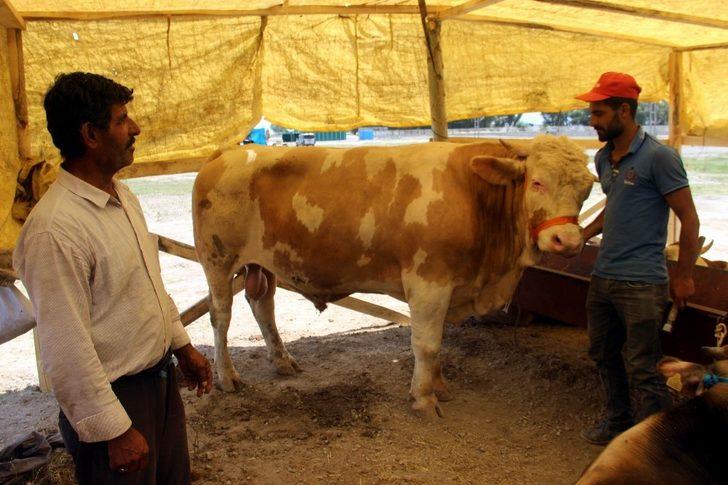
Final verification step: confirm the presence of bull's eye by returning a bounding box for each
[532,180,544,190]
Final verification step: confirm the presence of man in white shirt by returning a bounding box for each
[13,72,212,484]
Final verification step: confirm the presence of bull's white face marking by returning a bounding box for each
[403,165,445,225]
[358,209,376,249]
[357,255,372,267]
[292,193,324,232]
[246,149,257,164]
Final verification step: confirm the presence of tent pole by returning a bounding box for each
[6,28,30,163]
[418,1,448,141]
[667,50,683,245]
[8,28,50,392]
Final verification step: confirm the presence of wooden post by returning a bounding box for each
[418,0,448,141]
[8,28,50,391]
[667,50,683,244]
[6,28,31,165]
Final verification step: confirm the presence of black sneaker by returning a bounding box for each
[580,420,632,446]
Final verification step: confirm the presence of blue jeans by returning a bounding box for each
[586,276,672,426]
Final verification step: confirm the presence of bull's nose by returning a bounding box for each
[551,234,565,252]
[550,231,583,256]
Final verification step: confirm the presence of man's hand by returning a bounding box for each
[108,427,149,474]
[670,275,695,310]
[174,343,213,397]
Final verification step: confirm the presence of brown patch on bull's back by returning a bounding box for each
[248,147,425,289]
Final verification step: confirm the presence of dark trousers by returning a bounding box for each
[586,276,672,426]
[59,354,191,485]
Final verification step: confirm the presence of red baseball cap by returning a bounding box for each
[576,72,642,101]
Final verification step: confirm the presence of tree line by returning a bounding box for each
[448,101,669,129]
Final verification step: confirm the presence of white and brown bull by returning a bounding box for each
[192,136,595,417]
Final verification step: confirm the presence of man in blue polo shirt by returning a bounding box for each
[577,72,700,445]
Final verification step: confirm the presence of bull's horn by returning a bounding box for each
[498,139,529,159]
[701,239,714,255]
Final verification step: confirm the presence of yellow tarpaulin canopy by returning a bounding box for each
[1,1,727,250]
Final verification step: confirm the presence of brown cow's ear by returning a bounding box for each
[471,156,525,185]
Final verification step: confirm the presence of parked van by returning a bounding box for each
[296,132,316,146]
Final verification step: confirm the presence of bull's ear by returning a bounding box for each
[471,156,525,185]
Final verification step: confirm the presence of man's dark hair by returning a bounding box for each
[604,97,638,119]
[43,72,134,160]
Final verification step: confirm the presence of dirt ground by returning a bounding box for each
[1,299,604,484]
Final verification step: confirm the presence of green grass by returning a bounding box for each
[683,156,728,174]
[125,174,196,197]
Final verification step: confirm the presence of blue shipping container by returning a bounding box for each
[247,128,267,145]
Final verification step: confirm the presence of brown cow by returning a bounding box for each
[192,136,595,416]
[577,345,728,484]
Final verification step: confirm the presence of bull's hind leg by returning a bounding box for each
[246,268,301,375]
[404,277,454,418]
[206,271,243,392]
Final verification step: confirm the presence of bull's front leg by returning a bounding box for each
[404,277,454,418]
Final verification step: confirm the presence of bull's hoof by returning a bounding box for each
[273,355,302,376]
[217,372,244,392]
[411,396,443,419]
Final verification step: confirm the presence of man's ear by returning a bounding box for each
[619,102,632,120]
[470,156,525,186]
[80,121,100,150]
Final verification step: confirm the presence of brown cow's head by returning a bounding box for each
[658,345,728,397]
[470,135,595,257]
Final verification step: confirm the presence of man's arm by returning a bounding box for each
[664,187,700,308]
[582,208,605,242]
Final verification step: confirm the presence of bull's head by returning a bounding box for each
[470,135,595,257]
[659,344,728,396]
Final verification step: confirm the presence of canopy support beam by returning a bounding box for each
[20,5,451,21]
[667,50,683,245]
[458,13,676,48]
[419,1,448,141]
[7,27,49,391]
[437,0,505,21]
[6,28,31,165]
[0,0,24,29]
[535,0,728,31]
